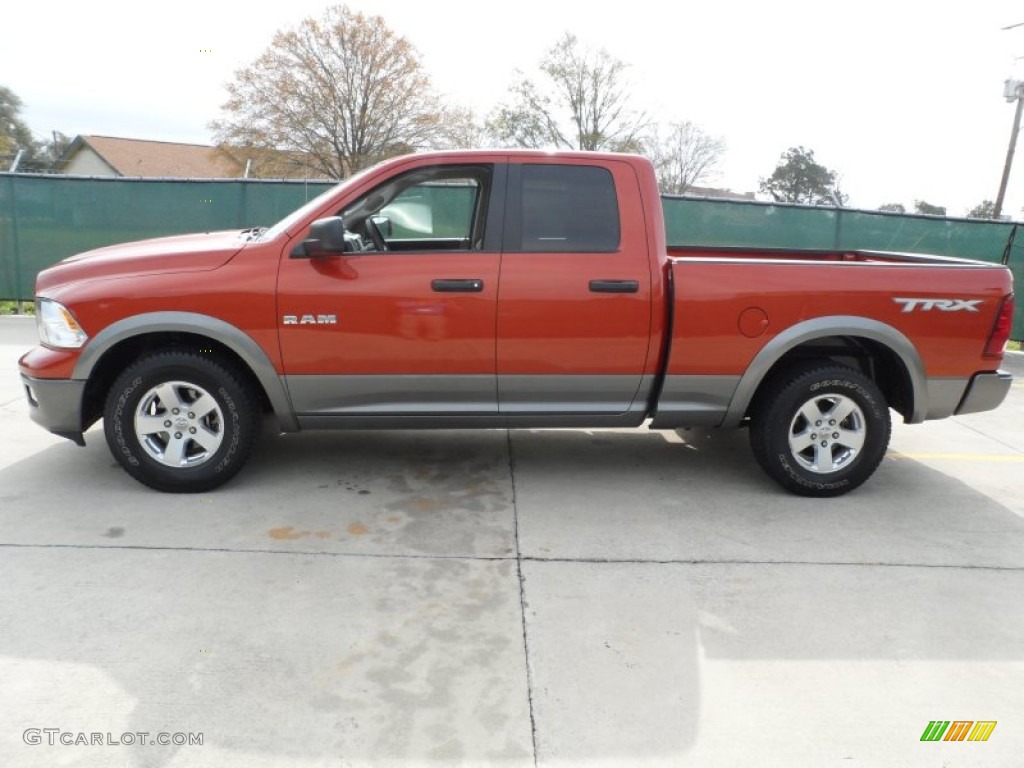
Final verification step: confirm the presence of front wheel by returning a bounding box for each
[104,351,259,492]
[750,364,891,497]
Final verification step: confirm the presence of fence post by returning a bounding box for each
[1002,224,1017,266]
[238,180,248,229]
[7,175,24,310]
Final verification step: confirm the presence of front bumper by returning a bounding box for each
[19,373,87,445]
[955,370,1013,416]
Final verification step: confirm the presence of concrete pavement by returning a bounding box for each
[1,315,1022,767]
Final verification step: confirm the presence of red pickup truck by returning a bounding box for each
[18,150,1015,496]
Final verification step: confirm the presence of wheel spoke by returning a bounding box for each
[154,382,185,412]
[190,424,223,453]
[790,429,816,452]
[835,427,865,452]
[162,436,187,466]
[827,397,856,425]
[797,402,822,426]
[189,393,218,420]
[136,414,168,436]
[814,443,835,472]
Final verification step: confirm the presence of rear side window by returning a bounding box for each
[518,164,620,252]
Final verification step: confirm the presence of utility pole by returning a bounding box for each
[994,80,1024,220]
[995,22,1024,219]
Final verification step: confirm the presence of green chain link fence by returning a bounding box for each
[2,174,1021,339]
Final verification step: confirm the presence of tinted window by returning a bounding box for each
[341,165,491,251]
[381,178,479,239]
[519,164,620,252]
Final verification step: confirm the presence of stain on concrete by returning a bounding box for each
[378,443,514,554]
[268,526,309,540]
[343,559,523,758]
[337,480,371,495]
[410,498,441,512]
[102,527,125,538]
[347,522,369,536]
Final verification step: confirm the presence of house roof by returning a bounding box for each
[64,135,245,178]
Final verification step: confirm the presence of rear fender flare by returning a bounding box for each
[723,315,926,427]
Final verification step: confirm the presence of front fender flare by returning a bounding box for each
[74,311,298,431]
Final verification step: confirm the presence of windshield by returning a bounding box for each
[258,162,391,242]
[258,184,343,242]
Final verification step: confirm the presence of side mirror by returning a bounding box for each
[291,216,348,258]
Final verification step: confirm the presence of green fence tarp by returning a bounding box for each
[0,175,334,300]
[2,175,1021,339]
[663,197,1021,340]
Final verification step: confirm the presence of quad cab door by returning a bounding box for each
[276,161,506,423]
[496,159,653,420]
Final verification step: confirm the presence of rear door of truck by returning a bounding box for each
[496,158,653,416]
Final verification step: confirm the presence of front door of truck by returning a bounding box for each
[277,163,504,422]
[496,160,653,417]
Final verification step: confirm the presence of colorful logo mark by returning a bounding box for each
[920,720,997,742]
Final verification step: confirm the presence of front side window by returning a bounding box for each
[341,165,491,252]
[518,164,620,252]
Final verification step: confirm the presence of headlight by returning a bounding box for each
[37,298,88,348]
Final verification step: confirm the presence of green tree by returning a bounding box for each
[878,202,906,213]
[650,121,725,195]
[0,87,68,172]
[1,85,38,168]
[211,4,470,178]
[966,200,996,219]
[759,146,846,206]
[486,33,649,152]
[914,200,946,216]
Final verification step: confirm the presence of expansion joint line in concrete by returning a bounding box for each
[1,543,1023,574]
[952,417,1024,454]
[2,544,1024,573]
[507,429,539,767]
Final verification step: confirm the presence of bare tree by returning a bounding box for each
[428,106,487,150]
[486,33,649,152]
[210,5,458,178]
[650,121,725,195]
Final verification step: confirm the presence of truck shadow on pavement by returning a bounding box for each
[2,427,1023,765]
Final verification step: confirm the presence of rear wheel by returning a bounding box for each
[104,351,259,492]
[750,364,891,496]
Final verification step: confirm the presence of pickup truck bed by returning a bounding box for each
[658,246,1012,429]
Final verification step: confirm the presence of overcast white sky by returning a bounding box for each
[3,0,1023,217]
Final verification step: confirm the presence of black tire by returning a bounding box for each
[749,364,891,497]
[103,351,259,493]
